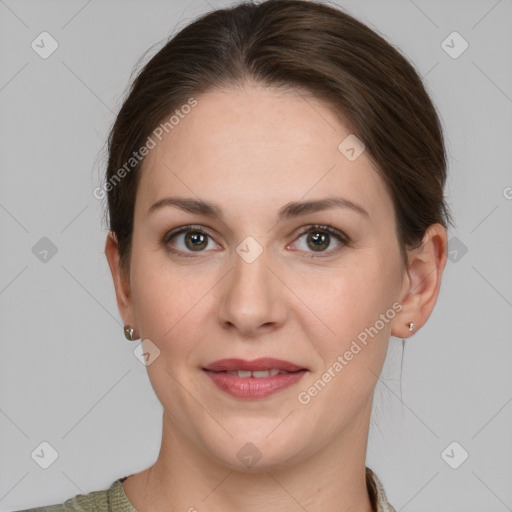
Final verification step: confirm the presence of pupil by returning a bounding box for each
[186,232,207,250]
[309,232,328,251]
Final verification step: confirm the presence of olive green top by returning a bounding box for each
[16,467,396,512]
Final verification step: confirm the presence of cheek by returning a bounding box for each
[130,245,217,354]
[311,250,401,364]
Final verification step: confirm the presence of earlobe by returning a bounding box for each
[104,232,138,334]
[391,223,448,339]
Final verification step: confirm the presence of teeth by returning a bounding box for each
[253,369,280,378]
[225,368,282,378]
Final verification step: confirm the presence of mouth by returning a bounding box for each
[202,358,308,399]
[213,368,294,378]
[203,357,307,373]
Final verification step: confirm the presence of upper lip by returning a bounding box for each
[203,358,306,372]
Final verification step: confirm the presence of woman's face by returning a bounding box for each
[123,85,409,469]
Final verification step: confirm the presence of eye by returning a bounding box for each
[289,225,349,257]
[162,224,349,258]
[162,225,219,256]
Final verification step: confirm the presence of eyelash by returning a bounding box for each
[161,224,350,259]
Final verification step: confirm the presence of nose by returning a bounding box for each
[217,244,288,338]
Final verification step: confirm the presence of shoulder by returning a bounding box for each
[13,478,135,512]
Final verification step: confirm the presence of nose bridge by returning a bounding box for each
[232,238,274,304]
[219,237,284,333]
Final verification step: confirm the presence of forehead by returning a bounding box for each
[136,85,392,221]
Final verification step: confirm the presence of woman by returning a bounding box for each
[18,0,450,510]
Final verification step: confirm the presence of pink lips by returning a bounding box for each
[203,358,308,399]
[204,358,305,372]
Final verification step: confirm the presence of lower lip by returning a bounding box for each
[203,370,307,399]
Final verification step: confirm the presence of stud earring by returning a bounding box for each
[124,325,136,341]
[408,322,415,332]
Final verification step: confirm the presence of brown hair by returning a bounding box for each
[104,0,452,274]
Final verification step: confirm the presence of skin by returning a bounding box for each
[105,83,448,512]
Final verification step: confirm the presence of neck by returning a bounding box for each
[125,404,374,512]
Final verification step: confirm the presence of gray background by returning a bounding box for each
[1,0,511,510]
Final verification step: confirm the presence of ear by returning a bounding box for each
[391,223,448,339]
[105,231,139,338]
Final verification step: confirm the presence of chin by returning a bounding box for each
[204,431,307,473]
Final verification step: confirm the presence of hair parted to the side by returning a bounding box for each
[104,0,452,275]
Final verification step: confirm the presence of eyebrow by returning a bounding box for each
[148,196,369,220]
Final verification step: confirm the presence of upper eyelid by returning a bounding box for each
[164,224,346,241]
